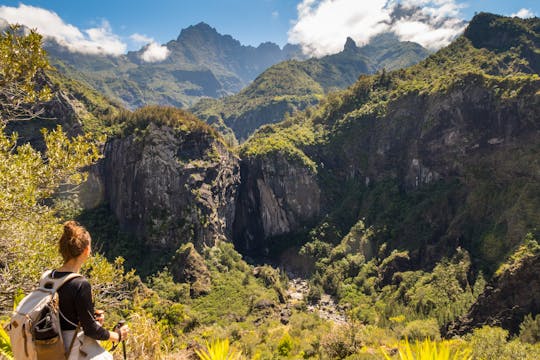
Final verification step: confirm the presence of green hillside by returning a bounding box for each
[238,12,540,333]
[192,34,428,143]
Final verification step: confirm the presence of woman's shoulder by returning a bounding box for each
[51,271,89,287]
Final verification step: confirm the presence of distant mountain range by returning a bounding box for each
[43,22,306,109]
[192,33,429,142]
[41,21,428,114]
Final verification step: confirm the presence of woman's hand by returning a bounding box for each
[110,324,129,343]
[94,309,105,325]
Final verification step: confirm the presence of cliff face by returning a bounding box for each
[236,14,540,269]
[447,251,540,336]
[234,155,320,254]
[101,121,240,252]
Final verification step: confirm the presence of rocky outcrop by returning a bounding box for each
[446,253,540,336]
[234,155,320,254]
[101,121,240,252]
[5,71,84,151]
[170,243,211,297]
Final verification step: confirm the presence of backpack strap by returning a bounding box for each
[66,323,81,359]
[38,270,82,293]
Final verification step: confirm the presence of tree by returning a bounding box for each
[0,25,52,123]
[0,25,102,314]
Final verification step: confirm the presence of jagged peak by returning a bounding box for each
[177,21,221,41]
[344,37,357,51]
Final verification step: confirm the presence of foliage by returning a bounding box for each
[520,314,540,344]
[0,25,52,123]
[467,326,540,360]
[400,320,440,341]
[495,233,540,277]
[195,339,243,360]
[0,321,12,360]
[110,105,223,143]
[277,332,294,356]
[0,124,102,312]
[382,338,471,360]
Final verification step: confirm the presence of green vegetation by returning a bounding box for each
[382,338,471,360]
[192,34,429,142]
[195,339,243,360]
[3,13,540,360]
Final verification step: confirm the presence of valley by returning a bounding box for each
[0,9,539,360]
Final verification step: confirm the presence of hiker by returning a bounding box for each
[52,220,129,359]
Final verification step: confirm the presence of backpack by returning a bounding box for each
[7,270,82,360]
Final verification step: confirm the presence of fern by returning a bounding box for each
[195,339,243,360]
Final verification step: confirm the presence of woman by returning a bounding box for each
[49,220,129,359]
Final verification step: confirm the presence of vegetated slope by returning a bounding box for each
[192,34,429,143]
[44,22,304,109]
[235,13,540,331]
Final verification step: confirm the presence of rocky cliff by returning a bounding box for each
[235,13,540,271]
[101,107,240,253]
[446,242,540,336]
[233,154,320,254]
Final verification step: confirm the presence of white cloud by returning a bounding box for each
[0,4,126,56]
[140,42,170,62]
[288,0,467,57]
[272,11,279,18]
[511,8,535,19]
[130,33,154,44]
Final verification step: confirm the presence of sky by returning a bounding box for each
[0,0,538,59]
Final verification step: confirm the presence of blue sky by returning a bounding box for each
[0,0,538,58]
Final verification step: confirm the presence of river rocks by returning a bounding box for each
[234,154,321,254]
[101,119,240,252]
[446,252,540,336]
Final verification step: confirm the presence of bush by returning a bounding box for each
[277,332,294,356]
[520,314,540,344]
[320,323,363,359]
[469,326,508,359]
[307,284,323,304]
[401,319,440,340]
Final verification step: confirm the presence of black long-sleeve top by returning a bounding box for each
[52,271,110,341]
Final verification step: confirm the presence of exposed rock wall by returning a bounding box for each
[101,122,240,251]
[446,253,540,336]
[234,155,320,254]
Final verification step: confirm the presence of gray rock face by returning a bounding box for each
[446,253,540,336]
[101,122,240,251]
[234,155,320,253]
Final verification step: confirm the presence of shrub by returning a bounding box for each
[382,338,471,360]
[277,332,294,356]
[307,283,323,304]
[321,323,363,359]
[401,319,441,340]
[469,326,508,359]
[195,338,243,360]
[520,314,540,344]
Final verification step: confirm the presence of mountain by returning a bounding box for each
[44,22,305,109]
[192,34,429,143]
[234,12,539,329]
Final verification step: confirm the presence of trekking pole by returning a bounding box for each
[118,319,127,360]
[112,319,127,359]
